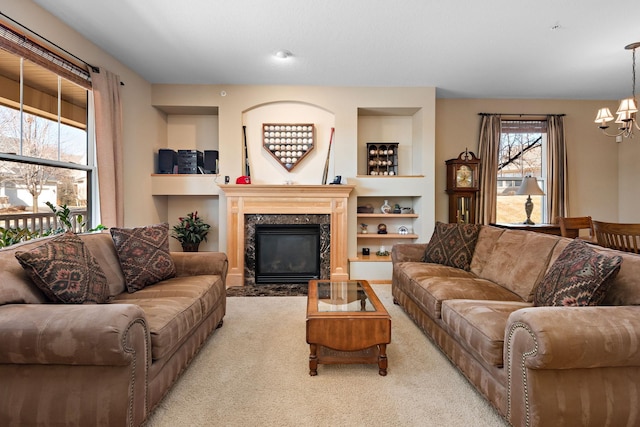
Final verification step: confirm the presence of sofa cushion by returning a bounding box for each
[400,275,523,319]
[423,222,481,271]
[478,230,560,302]
[110,223,176,293]
[394,261,478,282]
[80,232,127,296]
[534,239,622,307]
[14,232,110,304]
[442,299,531,367]
[469,225,505,276]
[111,275,224,360]
[1,238,54,305]
[112,293,203,360]
[113,274,225,318]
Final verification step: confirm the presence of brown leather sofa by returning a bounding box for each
[392,225,640,427]
[0,232,227,426]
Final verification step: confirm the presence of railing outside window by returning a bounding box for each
[0,209,87,233]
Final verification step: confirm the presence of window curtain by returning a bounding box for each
[89,68,124,228]
[546,115,567,222]
[476,114,501,224]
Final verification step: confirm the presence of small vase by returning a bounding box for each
[380,199,391,214]
[181,242,200,252]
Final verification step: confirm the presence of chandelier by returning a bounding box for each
[594,42,640,140]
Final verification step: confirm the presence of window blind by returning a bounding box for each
[0,22,91,89]
[501,120,547,134]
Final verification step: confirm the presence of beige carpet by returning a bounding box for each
[145,285,508,427]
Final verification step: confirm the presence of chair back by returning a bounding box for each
[593,220,640,254]
[558,216,594,240]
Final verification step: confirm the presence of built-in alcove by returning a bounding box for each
[242,101,335,185]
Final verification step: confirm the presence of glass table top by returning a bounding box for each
[315,281,375,312]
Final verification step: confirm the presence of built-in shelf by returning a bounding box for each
[355,175,425,178]
[150,174,222,196]
[357,213,419,218]
[348,254,392,262]
[357,233,418,239]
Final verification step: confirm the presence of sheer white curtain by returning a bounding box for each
[477,114,501,224]
[89,68,124,228]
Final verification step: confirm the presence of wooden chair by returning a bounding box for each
[593,220,640,254]
[557,216,595,241]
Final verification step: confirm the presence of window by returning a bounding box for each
[0,25,94,232]
[496,120,547,224]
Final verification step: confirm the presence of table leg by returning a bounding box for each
[309,344,318,376]
[378,344,388,376]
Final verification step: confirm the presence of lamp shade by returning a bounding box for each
[516,176,545,196]
[594,107,614,124]
[616,98,638,114]
[616,110,635,123]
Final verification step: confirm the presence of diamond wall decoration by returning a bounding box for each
[263,123,315,171]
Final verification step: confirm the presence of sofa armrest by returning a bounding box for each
[0,303,149,366]
[505,306,640,427]
[506,306,640,369]
[391,243,427,263]
[171,251,228,280]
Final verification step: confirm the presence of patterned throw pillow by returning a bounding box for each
[15,232,110,304]
[534,239,622,307]
[110,223,176,292]
[423,222,481,271]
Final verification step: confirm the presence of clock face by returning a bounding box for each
[456,165,473,188]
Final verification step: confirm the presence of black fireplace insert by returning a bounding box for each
[255,224,321,284]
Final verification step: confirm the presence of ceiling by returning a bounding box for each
[33,0,640,99]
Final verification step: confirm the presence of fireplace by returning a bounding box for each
[220,184,354,287]
[244,214,331,286]
[255,224,320,284]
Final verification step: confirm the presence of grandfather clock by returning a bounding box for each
[446,150,480,224]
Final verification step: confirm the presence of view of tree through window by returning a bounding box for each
[496,120,547,224]
[0,45,92,231]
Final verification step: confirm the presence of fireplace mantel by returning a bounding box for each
[220,184,355,286]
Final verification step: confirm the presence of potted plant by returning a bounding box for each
[171,211,211,252]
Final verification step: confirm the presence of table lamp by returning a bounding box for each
[516,176,545,225]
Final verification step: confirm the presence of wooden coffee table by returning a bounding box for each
[306,280,391,376]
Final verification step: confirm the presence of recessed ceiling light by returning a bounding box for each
[275,50,292,59]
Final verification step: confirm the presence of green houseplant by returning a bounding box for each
[171,211,211,252]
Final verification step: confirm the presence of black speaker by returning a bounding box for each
[204,150,219,174]
[158,149,177,174]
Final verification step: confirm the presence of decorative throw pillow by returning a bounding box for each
[110,223,176,292]
[423,222,481,271]
[15,232,110,304]
[534,239,622,307]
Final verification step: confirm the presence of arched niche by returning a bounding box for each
[242,101,335,185]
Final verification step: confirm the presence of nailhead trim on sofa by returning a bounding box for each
[506,321,539,427]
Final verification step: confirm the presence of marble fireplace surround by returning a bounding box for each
[220,184,354,286]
